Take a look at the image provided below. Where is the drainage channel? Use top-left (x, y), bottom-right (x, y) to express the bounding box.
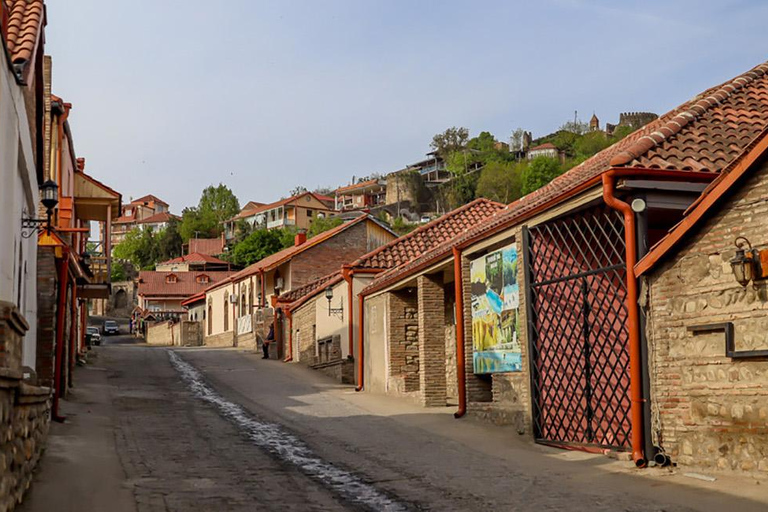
top-left (168, 350), bottom-right (410, 512)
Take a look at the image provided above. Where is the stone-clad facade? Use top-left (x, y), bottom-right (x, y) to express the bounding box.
top-left (644, 159), bottom-right (768, 474)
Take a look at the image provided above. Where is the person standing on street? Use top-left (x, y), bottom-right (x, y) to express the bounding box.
top-left (263, 324), bottom-right (274, 359)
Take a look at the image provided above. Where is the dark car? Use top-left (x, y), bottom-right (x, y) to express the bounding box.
top-left (103, 320), bottom-right (120, 335)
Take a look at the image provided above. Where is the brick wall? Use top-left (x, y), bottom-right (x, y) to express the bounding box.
top-left (293, 302), bottom-right (316, 364)
top-left (35, 248), bottom-right (57, 388)
top-left (645, 159), bottom-right (768, 474)
top-left (418, 274), bottom-right (447, 407)
top-left (290, 222), bottom-right (370, 290)
top-left (387, 289), bottom-right (419, 395)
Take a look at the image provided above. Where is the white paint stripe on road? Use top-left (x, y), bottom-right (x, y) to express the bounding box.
top-left (168, 350), bottom-right (408, 512)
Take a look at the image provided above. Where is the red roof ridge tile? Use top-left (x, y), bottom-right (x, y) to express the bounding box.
top-left (611, 61), bottom-right (768, 167)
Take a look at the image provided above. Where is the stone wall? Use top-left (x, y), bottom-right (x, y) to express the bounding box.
top-left (293, 303), bottom-right (316, 364)
top-left (145, 321), bottom-right (184, 346)
top-left (35, 248), bottom-right (57, 388)
top-left (180, 321), bottom-right (203, 347)
top-left (0, 302), bottom-right (52, 511)
top-left (645, 159), bottom-right (768, 474)
top-left (204, 331), bottom-right (234, 348)
top-left (387, 289), bottom-right (420, 395)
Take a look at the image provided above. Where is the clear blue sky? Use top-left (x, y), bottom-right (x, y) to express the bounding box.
top-left (45, 0), bottom-right (768, 212)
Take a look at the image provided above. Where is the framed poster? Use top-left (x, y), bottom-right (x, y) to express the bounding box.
top-left (470, 243), bottom-right (522, 373)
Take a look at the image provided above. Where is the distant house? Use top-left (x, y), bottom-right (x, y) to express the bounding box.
top-left (156, 252), bottom-right (235, 272)
top-left (112, 194), bottom-right (174, 245)
top-left (526, 142), bottom-right (560, 160)
top-left (223, 192), bottom-right (336, 243)
top-left (184, 236), bottom-right (226, 257)
top-left (137, 270), bottom-right (234, 318)
top-left (335, 179), bottom-right (387, 211)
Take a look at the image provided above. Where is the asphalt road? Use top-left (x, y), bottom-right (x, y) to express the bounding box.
top-left (24, 337), bottom-right (768, 511)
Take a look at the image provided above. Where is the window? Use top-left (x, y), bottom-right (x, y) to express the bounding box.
top-left (165, 273), bottom-right (177, 284)
top-left (223, 296), bottom-right (229, 332)
top-left (207, 300), bottom-right (212, 335)
top-left (196, 274), bottom-right (210, 284)
top-left (317, 336), bottom-right (333, 363)
top-left (307, 209), bottom-right (314, 218)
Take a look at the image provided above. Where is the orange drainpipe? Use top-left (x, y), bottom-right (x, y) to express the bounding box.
top-left (602, 171), bottom-right (646, 468)
top-left (68, 275), bottom-right (77, 387)
top-left (260, 270), bottom-right (266, 307)
top-left (355, 294), bottom-right (365, 392)
top-left (452, 247), bottom-right (467, 418)
top-left (52, 247), bottom-right (70, 423)
top-left (341, 265), bottom-right (354, 357)
top-left (283, 309), bottom-right (293, 362)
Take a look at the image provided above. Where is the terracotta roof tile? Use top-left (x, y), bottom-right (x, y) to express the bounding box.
top-left (4, 0), bottom-right (44, 65)
top-left (136, 211), bottom-right (180, 224)
top-left (160, 252), bottom-right (229, 266)
top-left (363, 59), bottom-right (768, 296)
top-left (131, 194), bottom-right (168, 206)
top-left (188, 238), bottom-right (224, 256)
top-left (529, 142), bottom-right (558, 151)
top-left (225, 192), bottom-right (333, 223)
top-left (138, 271), bottom-right (234, 298)
top-left (335, 179), bottom-right (383, 194)
top-left (279, 271), bottom-right (344, 304)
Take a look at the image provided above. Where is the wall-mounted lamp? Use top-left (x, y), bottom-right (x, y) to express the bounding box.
top-left (325, 286), bottom-right (343, 320)
top-left (21, 180), bottom-right (58, 238)
top-left (730, 236), bottom-right (767, 288)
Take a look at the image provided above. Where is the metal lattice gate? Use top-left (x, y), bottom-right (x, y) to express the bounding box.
top-left (523, 206), bottom-right (632, 450)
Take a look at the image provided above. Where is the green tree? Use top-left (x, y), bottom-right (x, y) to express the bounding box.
top-left (156, 218), bottom-right (183, 261)
top-left (308, 216), bottom-right (344, 238)
top-left (111, 260), bottom-right (127, 282)
top-left (521, 156), bottom-right (562, 195)
top-left (430, 126), bottom-right (469, 158)
top-left (573, 131), bottom-right (611, 160)
top-left (475, 162), bottom-right (523, 204)
top-left (180, 184), bottom-right (240, 241)
top-left (229, 229), bottom-right (284, 267)
top-left (113, 228), bottom-right (159, 270)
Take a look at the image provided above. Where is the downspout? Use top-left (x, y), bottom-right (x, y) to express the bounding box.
top-left (355, 294), bottom-right (365, 392)
top-left (68, 275), bottom-right (77, 387)
top-left (260, 270), bottom-right (266, 307)
top-left (341, 265), bottom-right (354, 358)
top-left (283, 309), bottom-right (293, 362)
top-left (52, 247), bottom-right (70, 423)
top-left (452, 247), bottom-right (467, 418)
top-left (602, 172), bottom-right (646, 468)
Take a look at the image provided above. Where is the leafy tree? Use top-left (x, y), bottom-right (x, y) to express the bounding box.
top-left (156, 218), bottom-right (183, 261)
top-left (308, 216), bottom-right (344, 238)
top-left (560, 120), bottom-right (589, 135)
top-left (391, 217), bottom-right (417, 236)
top-left (521, 156), bottom-right (562, 195)
top-left (289, 185), bottom-right (308, 196)
top-left (475, 162), bottom-right (523, 204)
top-left (466, 131), bottom-right (497, 153)
top-left (229, 229), bottom-right (284, 267)
top-left (611, 125), bottom-right (633, 140)
top-left (430, 126), bottom-right (469, 158)
top-left (113, 228), bottom-right (159, 270)
top-left (180, 184), bottom-right (239, 241)
top-left (573, 131), bottom-right (611, 160)
top-left (509, 128), bottom-right (526, 152)
top-left (111, 261), bottom-right (127, 282)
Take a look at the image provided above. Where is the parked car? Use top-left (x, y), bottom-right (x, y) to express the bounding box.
top-left (103, 320), bottom-right (120, 335)
top-left (86, 326), bottom-right (102, 346)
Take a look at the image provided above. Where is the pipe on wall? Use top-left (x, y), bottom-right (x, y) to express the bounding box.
top-left (602, 172), bottom-right (646, 468)
top-left (52, 247), bottom-right (70, 423)
top-left (355, 294), bottom-right (365, 392)
top-left (452, 247), bottom-right (467, 418)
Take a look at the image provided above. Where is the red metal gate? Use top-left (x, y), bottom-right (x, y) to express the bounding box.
top-left (522, 206), bottom-right (631, 450)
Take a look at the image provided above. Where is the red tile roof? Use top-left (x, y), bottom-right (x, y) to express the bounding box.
top-left (160, 252), bottom-right (229, 266)
top-left (225, 192), bottom-right (333, 223)
top-left (207, 214), bottom-right (377, 291)
top-left (529, 142), bottom-right (558, 151)
top-left (131, 194), bottom-right (168, 206)
top-left (188, 237), bottom-right (225, 256)
top-left (181, 291), bottom-right (206, 307)
top-left (3, 0), bottom-right (44, 65)
top-left (363, 59), bottom-right (768, 296)
top-left (335, 179), bottom-right (383, 194)
top-left (136, 211), bottom-right (180, 224)
top-left (138, 271), bottom-right (234, 298)
top-left (280, 270), bottom-right (344, 306)
top-left (281, 199), bottom-right (504, 307)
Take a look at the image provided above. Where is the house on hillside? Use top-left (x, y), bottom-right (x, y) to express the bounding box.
top-left (184, 236), bottom-right (225, 257)
top-left (526, 142), bottom-right (560, 160)
top-left (350, 59), bottom-right (768, 472)
top-left (204, 214), bottom-right (397, 353)
top-left (334, 179), bottom-right (387, 211)
top-left (277, 199), bottom-right (504, 384)
top-left (111, 194), bottom-right (173, 245)
top-left (223, 192), bottom-right (336, 244)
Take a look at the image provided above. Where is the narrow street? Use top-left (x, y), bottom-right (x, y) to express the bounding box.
top-left (20, 337), bottom-right (768, 512)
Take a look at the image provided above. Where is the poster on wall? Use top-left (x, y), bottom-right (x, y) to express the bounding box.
top-left (470, 244), bottom-right (522, 373)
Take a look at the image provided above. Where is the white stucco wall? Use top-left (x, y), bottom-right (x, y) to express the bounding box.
top-left (0, 46), bottom-right (39, 368)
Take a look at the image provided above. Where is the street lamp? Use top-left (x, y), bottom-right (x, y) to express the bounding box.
top-left (21, 180), bottom-right (59, 238)
top-left (325, 286), bottom-right (343, 319)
